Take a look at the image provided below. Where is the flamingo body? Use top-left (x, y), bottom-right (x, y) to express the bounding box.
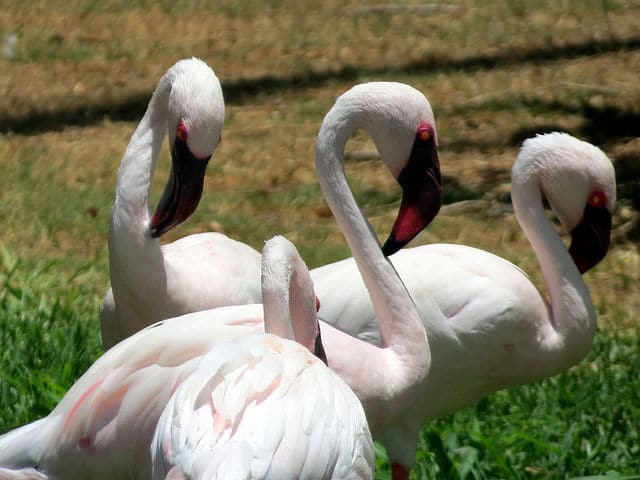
top-left (102, 232), bottom-right (261, 346)
top-left (152, 235), bottom-right (373, 479)
top-left (152, 334), bottom-right (373, 480)
top-left (314, 243), bottom-right (552, 417)
top-left (0, 307), bottom-right (263, 479)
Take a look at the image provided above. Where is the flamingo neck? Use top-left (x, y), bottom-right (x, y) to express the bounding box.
top-left (511, 171), bottom-right (596, 363)
top-left (315, 109), bottom-right (430, 398)
top-left (262, 276), bottom-right (295, 343)
top-left (262, 238), bottom-right (317, 354)
top-left (108, 78), bottom-right (172, 296)
top-left (111, 79), bottom-right (171, 243)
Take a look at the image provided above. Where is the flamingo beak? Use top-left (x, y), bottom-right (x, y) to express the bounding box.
top-left (313, 320), bottom-right (328, 365)
top-left (568, 205), bottom-right (612, 274)
top-left (382, 135), bottom-right (442, 256)
top-left (149, 138), bottom-right (211, 238)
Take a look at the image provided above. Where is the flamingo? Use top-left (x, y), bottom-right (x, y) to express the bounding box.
top-left (312, 131), bottom-right (616, 423)
top-left (305, 81), bottom-right (442, 479)
top-left (101, 57), bottom-right (262, 348)
top-left (151, 235), bottom-right (374, 480)
top-left (0, 81), bottom-right (442, 480)
top-left (0, 234), bottom-right (374, 480)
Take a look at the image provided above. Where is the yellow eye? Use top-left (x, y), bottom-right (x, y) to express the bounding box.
top-left (587, 190), bottom-right (606, 207)
top-left (416, 121), bottom-right (432, 142)
top-left (176, 122), bottom-right (187, 142)
top-left (419, 129), bottom-right (431, 142)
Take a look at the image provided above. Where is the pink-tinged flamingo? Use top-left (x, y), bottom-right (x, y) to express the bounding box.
top-left (151, 236), bottom-right (373, 480)
top-left (101, 57), bottom-right (262, 348)
top-left (312, 131), bottom-right (615, 429)
top-left (0, 234), bottom-right (374, 479)
top-left (0, 81), bottom-right (443, 480)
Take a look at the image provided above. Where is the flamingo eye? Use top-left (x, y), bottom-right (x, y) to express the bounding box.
top-left (587, 190), bottom-right (607, 208)
top-left (176, 122), bottom-right (188, 142)
top-left (416, 121), bottom-right (432, 142)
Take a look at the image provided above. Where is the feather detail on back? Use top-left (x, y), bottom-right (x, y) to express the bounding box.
top-left (152, 334), bottom-right (374, 480)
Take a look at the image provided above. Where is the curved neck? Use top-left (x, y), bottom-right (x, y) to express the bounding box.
top-left (315, 108), bottom-right (430, 386)
top-left (511, 173), bottom-right (596, 360)
top-left (107, 79), bottom-right (172, 293)
top-left (262, 239), bottom-right (317, 354)
top-left (111, 79), bottom-right (171, 242)
top-left (262, 275), bottom-right (295, 341)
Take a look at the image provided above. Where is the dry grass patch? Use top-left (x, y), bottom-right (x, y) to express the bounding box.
top-left (2, 70), bottom-right (638, 314)
top-left (2, 1), bottom-right (640, 123)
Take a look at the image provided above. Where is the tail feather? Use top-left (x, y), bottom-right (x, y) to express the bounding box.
top-left (0, 418), bottom-right (48, 469)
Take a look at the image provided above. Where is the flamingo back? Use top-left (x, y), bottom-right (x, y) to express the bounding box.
top-left (151, 334), bottom-right (374, 480)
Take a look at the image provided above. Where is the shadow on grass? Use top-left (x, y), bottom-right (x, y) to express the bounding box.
top-left (2, 35), bottom-right (640, 137)
top-left (507, 103), bottom-right (640, 146)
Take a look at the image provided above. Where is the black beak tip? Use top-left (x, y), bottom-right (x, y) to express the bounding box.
top-left (568, 207), bottom-right (612, 274)
top-left (149, 225), bottom-right (163, 239)
top-left (381, 235), bottom-right (404, 256)
top-left (314, 324), bottom-right (328, 365)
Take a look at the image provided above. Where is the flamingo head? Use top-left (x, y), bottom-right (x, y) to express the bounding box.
top-left (343, 82), bottom-right (441, 255)
top-left (519, 132), bottom-right (616, 273)
top-left (150, 58), bottom-right (225, 238)
top-left (261, 236), bottom-right (326, 362)
top-left (382, 118), bottom-right (442, 255)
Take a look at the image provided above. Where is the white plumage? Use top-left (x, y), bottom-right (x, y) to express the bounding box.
top-left (0, 306), bottom-right (263, 479)
top-left (151, 235), bottom-right (374, 480)
top-left (151, 335), bottom-right (373, 480)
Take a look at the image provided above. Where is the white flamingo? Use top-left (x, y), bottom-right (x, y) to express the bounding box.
top-left (313, 131), bottom-right (616, 423)
top-left (151, 235), bottom-right (373, 480)
top-left (308, 82), bottom-right (442, 479)
top-left (0, 81), bottom-right (441, 480)
top-left (101, 57), bottom-right (262, 348)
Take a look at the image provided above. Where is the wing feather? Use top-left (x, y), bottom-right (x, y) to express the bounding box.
top-left (29, 305), bottom-right (263, 479)
top-left (152, 334), bottom-right (373, 479)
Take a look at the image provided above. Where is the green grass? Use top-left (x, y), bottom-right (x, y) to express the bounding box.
top-left (413, 329), bottom-right (640, 479)
top-left (0, 251), bottom-right (102, 430)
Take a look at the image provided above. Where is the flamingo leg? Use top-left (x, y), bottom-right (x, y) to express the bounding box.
top-left (392, 461), bottom-right (411, 480)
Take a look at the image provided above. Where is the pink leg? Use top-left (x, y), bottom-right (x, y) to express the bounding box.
top-left (391, 462), bottom-right (410, 480)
